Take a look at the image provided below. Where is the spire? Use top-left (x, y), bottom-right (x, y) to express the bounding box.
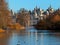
top-left (47, 5), bottom-right (54, 13)
top-left (48, 4), bottom-right (52, 9)
top-left (35, 5), bottom-right (38, 10)
top-left (58, 8), bottom-right (60, 10)
top-left (11, 9), bottom-right (14, 15)
top-left (50, 4), bottom-right (52, 8)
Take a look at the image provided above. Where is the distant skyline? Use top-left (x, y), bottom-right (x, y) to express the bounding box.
top-left (8, 0), bottom-right (60, 12)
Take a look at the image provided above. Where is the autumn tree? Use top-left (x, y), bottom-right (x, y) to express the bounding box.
top-left (16, 8), bottom-right (31, 27)
top-left (0, 0), bottom-right (12, 29)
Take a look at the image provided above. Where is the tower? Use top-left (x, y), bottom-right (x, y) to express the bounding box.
top-left (47, 5), bottom-right (54, 13)
top-left (34, 6), bottom-right (38, 18)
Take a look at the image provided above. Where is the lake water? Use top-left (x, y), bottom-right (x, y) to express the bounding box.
top-left (0, 28), bottom-right (60, 45)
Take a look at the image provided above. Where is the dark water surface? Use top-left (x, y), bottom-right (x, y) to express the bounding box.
top-left (0, 28), bottom-right (60, 45)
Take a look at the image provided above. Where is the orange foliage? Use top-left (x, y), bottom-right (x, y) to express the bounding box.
top-left (51, 15), bottom-right (60, 23)
top-left (7, 23), bottom-right (25, 30)
top-left (15, 23), bottom-right (25, 30)
top-left (0, 29), bottom-right (5, 33)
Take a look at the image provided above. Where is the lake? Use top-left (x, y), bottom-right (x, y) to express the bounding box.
top-left (0, 27), bottom-right (60, 45)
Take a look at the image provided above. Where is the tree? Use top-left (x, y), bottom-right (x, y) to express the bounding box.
top-left (0, 0), bottom-right (12, 29)
top-left (16, 8), bottom-right (31, 27)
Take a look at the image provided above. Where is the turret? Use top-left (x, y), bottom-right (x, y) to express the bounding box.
top-left (34, 6), bottom-right (38, 18)
top-left (47, 5), bottom-right (54, 13)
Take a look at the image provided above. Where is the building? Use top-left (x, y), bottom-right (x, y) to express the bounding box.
top-left (47, 5), bottom-right (54, 14)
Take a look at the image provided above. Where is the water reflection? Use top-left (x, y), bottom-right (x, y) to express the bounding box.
top-left (0, 29), bottom-right (60, 45)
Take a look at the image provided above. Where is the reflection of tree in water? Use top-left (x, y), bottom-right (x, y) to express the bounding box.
top-left (15, 30), bottom-right (27, 36)
top-left (0, 32), bottom-right (11, 45)
top-left (0, 30), bottom-right (18, 45)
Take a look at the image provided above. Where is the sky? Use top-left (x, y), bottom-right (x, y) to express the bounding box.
top-left (8, 0), bottom-right (60, 12)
